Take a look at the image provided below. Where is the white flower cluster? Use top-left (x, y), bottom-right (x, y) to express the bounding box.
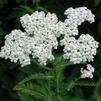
top-left (0, 11), bottom-right (67, 66)
top-left (0, 29), bottom-right (58, 66)
top-left (0, 30), bottom-right (32, 67)
top-left (0, 7), bottom-right (99, 69)
top-left (64, 7), bottom-right (95, 36)
top-left (20, 11), bottom-right (68, 37)
top-left (81, 64), bottom-right (95, 79)
top-left (61, 7), bottom-right (99, 65)
top-left (60, 34), bottom-right (99, 64)
top-left (20, 11), bottom-right (65, 65)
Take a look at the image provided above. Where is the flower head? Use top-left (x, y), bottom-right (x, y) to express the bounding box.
top-left (61, 34), bottom-right (99, 64)
top-left (64, 7), bottom-right (95, 36)
top-left (1, 11), bottom-right (66, 66)
top-left (0, 30), bottom-right (31, 67)
top-left (0, 7), bottom-right (99, 68)
top-left (81, 64), bottom-right (95, 79)
top-left (20, 11), bottom-right (67, 37)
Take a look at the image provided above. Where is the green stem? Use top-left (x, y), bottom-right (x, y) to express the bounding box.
top-left (55, 66), bottom-right (59, 97)
top-left (46, 77), bottom-right (52, 101)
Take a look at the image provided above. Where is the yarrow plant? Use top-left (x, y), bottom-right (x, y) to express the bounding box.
top-left (0, 6), bottom-right (99, 101)
top-left (0, 7), bottom-right (99, 77)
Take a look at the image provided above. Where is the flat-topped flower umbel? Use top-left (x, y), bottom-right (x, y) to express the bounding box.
top-left (0, 7), bottom-right (99, 78)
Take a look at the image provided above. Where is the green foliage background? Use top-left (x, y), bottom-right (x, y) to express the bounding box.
top-left (0, 0), bottom-right (101, 101)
